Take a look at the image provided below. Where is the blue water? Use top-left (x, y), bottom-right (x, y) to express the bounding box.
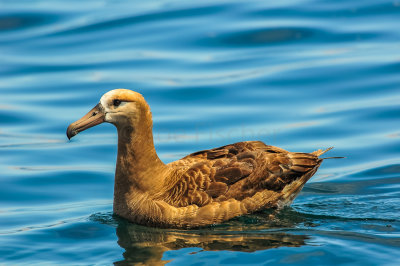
top-left (1, 0), bottom-right (400, 264)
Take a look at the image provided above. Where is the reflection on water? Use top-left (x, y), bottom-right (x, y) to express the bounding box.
top-left (91, 212), bottom-right (308, 265)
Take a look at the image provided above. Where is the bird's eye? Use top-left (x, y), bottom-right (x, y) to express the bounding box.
top-left (113, 99), bottom-right (121, 107)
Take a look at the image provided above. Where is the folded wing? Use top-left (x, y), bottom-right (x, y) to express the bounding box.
top-left (162, 141), bottom-right (322, 209)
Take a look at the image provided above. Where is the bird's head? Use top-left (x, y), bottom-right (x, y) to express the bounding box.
top-left (66, 89), bottom-right (148, 139)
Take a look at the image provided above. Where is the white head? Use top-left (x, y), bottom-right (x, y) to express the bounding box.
top-left (67, 89), bottom-right (149, 139)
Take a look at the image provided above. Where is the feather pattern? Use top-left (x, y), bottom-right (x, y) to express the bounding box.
top-left (141, 141), bottom-right (328, 228)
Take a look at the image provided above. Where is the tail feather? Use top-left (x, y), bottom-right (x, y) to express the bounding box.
top-left (312, 147), bottom-right (334, 157)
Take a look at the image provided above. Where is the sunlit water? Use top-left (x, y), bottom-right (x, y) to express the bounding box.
top-left (1, 0), bottom-right (400, 265)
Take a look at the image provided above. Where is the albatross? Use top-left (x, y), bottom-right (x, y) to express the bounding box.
top-left (67, 89), bottom-right (333, 228)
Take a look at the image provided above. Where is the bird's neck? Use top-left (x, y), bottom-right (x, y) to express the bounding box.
top-left (113, 111), bottom-right (166, 215)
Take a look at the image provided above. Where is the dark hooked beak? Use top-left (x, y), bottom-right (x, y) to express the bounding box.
top-left (66, 103), bottom-right (105, 140)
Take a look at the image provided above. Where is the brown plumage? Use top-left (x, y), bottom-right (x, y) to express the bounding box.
top-left (67, 89), bottom-right (333, 229)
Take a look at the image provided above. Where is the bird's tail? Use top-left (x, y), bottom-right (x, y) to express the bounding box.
top-left (312, 147), bottom-right (345, 159)
top-left (312, 147), bottom-right (333, 157)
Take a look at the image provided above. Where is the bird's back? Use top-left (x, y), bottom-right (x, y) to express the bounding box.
top-left (161, 141), bottom-right (323, 210)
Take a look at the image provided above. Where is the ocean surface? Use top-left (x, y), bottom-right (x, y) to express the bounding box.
top-left (1, 0), bottom-right (400, 265)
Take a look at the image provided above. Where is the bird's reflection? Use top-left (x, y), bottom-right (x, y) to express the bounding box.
top-left (92, 209), bottom-right (309, 265)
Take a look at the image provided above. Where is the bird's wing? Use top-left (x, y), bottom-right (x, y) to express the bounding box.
top-left (161, 141), bottom-right (322, 208)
